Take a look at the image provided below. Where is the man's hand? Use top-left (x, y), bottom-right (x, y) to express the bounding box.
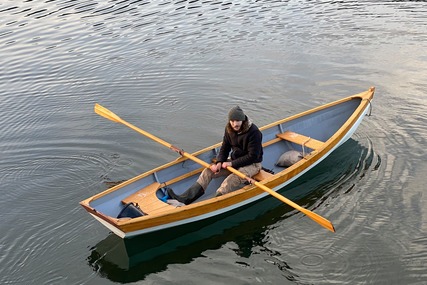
top-left (221, 162), bottom-right (232, 169)
top-left (210, 162), bottom-right (222, 173)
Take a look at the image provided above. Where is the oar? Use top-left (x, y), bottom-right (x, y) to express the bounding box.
top-left (226, 168), bottom-right (335, 233)
top-left (94, 103), bottom-right (336, 233)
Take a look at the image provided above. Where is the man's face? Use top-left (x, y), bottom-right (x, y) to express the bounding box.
top-left (230, 120), bottom-right (243, 132)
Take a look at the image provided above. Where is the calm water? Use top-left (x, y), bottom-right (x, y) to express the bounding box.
top-left (1, 0), bottom-right (426, 284)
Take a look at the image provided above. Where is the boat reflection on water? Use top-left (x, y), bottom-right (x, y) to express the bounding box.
top-left (86, 191), bottom-right (289, 282)
top-left (86, 139), bottom-right (374, 282)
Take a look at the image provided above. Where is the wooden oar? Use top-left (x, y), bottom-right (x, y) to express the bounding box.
top-left (94, 103), bottom-right (336, 233)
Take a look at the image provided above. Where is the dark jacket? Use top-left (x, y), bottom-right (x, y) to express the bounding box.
top-left (216, 118), bottom-right (263, 169)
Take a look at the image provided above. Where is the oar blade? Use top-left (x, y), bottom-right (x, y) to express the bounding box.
top-left (301, 208), bottom-right (336, 233)
top-left (230, 167), bottom-right (336, 233)
top-left (94, 103), bottom-right (122, 123)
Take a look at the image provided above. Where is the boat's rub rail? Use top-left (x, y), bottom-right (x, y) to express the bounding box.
top-left (277, 131), bottom-right (324, 150)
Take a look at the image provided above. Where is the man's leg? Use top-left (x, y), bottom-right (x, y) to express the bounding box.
top-left (168, 167), bottom-right (229, 204)
top-left (216, 163), bottom-right (262, 195)
top-left (196, 167), bottom-right (229, 190)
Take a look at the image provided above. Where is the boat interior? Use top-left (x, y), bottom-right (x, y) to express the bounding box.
top-left (89, 98), bottom-right (361, 219)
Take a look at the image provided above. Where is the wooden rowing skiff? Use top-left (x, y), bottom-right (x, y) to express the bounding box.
top-left (80, 87), bottom-right (375, 238)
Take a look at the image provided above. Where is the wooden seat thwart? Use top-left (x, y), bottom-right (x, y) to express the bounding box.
top-left (253, 169), bottom-right (274, 181)
top-left (277, 131), bottom-right (324, 150)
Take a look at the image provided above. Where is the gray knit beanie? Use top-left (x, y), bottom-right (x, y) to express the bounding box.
top-left (228, 106), bottom-right (246, 121)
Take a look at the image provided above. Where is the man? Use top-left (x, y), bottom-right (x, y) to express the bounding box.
top-left (167, 105), bottom-right (263, 204)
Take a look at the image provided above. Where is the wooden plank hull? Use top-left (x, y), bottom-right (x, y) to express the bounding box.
top-left (80, 87), bottom-right (375, 238)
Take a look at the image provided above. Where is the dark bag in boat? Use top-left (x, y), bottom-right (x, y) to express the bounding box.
top-left (117, 202), bottom-right (146, 219)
